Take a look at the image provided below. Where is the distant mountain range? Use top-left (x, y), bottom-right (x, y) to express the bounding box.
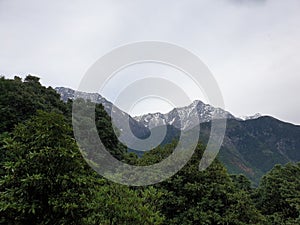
top-left (55, 87), bottom-right (300, 185)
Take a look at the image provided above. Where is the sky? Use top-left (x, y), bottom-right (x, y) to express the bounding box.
top-left (1, 0), bottom-right (300, 124)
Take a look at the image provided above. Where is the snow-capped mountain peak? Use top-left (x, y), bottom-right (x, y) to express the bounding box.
top-left (134, 100), bottom-right (236, 130)
top-left (240, 113), bottom-right (262, 121)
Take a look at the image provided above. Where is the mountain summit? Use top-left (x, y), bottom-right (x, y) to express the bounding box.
top-left (134, 100), bottom-right (236, 130)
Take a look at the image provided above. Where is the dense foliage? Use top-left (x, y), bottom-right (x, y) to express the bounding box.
top-left (0, 75), bottom-right (299, 224)
top-left (254, 163), bottom-right (300, 224)
top-left (0, 76), bottom-right (67, 133)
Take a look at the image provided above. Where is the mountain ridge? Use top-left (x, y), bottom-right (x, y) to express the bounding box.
top-left (55, 87), bottom-right (300, 185)
top-left (55, 87), bottom-right (151, 143)
top-left (134, 99), bottom-right (236, 130)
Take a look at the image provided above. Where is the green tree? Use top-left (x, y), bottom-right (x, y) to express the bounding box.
top-left (139, 143), bottom-right (265, 225)
top-left (231, 174), bottom-right (252, 192)
top-left (0, 75), bottom-right (67, 133)
top-left (0, 111), bottom-right (98, 224)
top-left (0, 111), bottom-right (165, 224)
top-left (255, 163), bottom-right (300, 225)
top-left (72, 98), bottom-right (127, 161)
top-left (85, 184), bottom-right (164, 225)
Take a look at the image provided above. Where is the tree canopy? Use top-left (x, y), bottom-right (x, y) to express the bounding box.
top-left (0, 75), bottom-right (299, 224)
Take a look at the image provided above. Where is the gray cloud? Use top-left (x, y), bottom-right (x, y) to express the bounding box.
top-left (228, 0), bottom-right (267, 5)
top-left (0, 0), bottom-right (300, 124)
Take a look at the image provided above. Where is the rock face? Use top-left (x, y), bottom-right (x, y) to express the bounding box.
top-left (134, 100), bottom-right (236, 130)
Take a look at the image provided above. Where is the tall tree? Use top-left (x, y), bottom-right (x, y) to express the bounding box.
top-left (139, 143), bottom-right (265, 225)
top-left (254, 163), bottom-right (300, 225)
top-left (0, 111), bottom-right (98, 224)
top-left (0, 75), bottom-right (67, 133)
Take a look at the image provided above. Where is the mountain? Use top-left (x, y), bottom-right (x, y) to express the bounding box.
top-left (134, 100), bottom-right (236, 130)
top-left (206, 117), bottom-right (300, 184)
top-left (133, 101), bottom-right (299, 185)
top-left (55, 87), bottom-right (151, 144)
top-left (55, 87), bottom-right (300, 185)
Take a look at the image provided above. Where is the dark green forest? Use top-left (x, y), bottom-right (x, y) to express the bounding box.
top-left (0, 76), bottom-right (299, 224)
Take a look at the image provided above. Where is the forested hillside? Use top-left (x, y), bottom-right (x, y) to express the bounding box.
top-left (0, 75), bottom-right (299, 224)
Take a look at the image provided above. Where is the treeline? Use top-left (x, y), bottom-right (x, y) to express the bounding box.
top-left (0, 76), bottom-right (299, 224)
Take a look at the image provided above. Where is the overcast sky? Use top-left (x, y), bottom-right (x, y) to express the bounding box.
top-left (1, 0), bottom-right (300, 124)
